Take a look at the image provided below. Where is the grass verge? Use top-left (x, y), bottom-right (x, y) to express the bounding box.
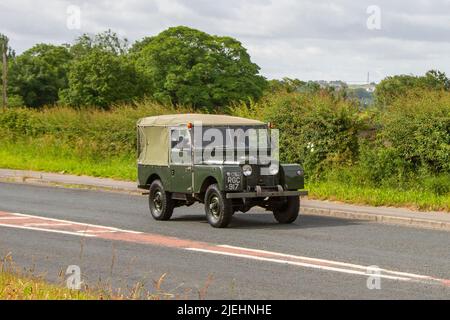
top-left (0, 140), bottom-right (136, 181)
top-left (307, 180), bottom-right (450, 212)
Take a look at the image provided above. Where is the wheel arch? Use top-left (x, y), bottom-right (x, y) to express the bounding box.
top-left (198, 176), bottom-right (218, 201)
top-left (146, 173), bottom-right (162, 189)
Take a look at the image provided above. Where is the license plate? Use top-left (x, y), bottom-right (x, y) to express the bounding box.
top-left (226, 172), bottom-right (241, 191)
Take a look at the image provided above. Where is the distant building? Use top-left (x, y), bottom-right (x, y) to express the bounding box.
top-left (316, 80), bottom-right (348, 90)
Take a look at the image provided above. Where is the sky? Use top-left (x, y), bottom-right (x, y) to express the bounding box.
top-left (1, 0), bottom-right (449, 83)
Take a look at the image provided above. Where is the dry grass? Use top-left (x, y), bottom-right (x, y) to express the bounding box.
top-left (0, 253), bottom-right (212, 300)
top-left (0, 253), bottom-right (95, 300)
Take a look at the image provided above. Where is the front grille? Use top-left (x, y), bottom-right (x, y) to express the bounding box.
top-left (243, 165), bottom-right (276, 190)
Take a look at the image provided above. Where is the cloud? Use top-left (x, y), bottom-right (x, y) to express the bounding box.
top-left (0, 0), bottom-right (449, 82)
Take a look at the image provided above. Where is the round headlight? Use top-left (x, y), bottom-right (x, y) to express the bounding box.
top-left (242, 165), bottom-right (252, 177)
top-left (269, 166), bottom-right (279, 175)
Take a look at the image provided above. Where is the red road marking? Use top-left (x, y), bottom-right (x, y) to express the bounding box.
top-left (1, 210), bottom-right (449, 287)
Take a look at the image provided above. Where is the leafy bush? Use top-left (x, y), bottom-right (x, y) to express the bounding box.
top-left (375, 70), bottom-right (450, 107)
top-left (357, 143), bottom-right (414, 187)
top-left (379, 90), bottom-right (450, 174)
top-left (7, 95), bottom-right (25, 108)
top-left (422, 175), bottom-right (450, 196)
top-left (0, 101), bottom-right (194, 158)
top-left (0, 108), bottom-right (41, 137)
top-left (231, 91), bottom-right (361, 177)
top-left (347, 90), bottom-right (450, 195)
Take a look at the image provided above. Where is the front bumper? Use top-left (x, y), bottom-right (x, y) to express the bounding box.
top-left (226, 190), bottom-right (308, 199)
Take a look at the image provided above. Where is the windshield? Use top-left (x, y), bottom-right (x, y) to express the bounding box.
top-left (192, 126), bottom-right (272, 165)
top-left (195, 126), bottom-right (269, 149)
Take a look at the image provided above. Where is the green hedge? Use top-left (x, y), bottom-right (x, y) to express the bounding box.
top-left (0, 101), bottom-right (194, 159)
top-left (231, 89), bottom-right (450, 197)
top-left (231, 92), bottom-right (361, 178)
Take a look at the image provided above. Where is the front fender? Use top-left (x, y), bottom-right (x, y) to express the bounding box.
top-left (193, 165), bottom-right (243, 193)
top-left (280, 164), bottom-right (304, 190)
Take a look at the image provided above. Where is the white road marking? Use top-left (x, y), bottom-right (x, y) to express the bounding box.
top-left (25, 223), bottom-right (72, 227)
top-left (186, 248), bottom-right (412, 281)
top-left (76, 229), bottom-right (118, 233)
top-left (1, 211), bottom-right (448, 287)
top-left (218, 245), bottom-right (433, 280)
top-left (8, 212), bottom-right (143, 234)
top-left (0, 223), bottom-right (97, 237)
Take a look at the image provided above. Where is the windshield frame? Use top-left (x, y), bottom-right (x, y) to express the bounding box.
top-left (192, 125), bottom-right (273, 165)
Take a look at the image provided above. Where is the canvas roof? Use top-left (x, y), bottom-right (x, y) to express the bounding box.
top-left (137, 113), bottom-right (264, 127)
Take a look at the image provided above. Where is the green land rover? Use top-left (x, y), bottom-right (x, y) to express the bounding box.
top-left (137, 114), bottom-right (307, 228)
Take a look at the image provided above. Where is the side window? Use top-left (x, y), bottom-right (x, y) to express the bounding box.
top-left (170, 128), bottom-right (192, 165)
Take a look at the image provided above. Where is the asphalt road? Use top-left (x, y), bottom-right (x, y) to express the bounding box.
top-left (0, 182), bottom-right (449, 299)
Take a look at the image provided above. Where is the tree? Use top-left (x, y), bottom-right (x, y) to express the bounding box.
top-left (423, 70), bottom-right (450, 91)
top-left (266, 78), bottom-right (306, 93)
top-left (0, 34), bottom-right (15, 110)
top-left (375, 70), bottom-right (450, 107)
top-left (0, 34), bottom-right (15, 59)
top-left (133, 26), bottom-right (267, 108)
top-left (265, 78), bottom-right (324, 95)
top-left (59, 30), bottom-right (142, 108)
top-left (7, 44), bottom-right (71, 108)
top-left (1, 35), bottom-right (8, 110)
top-left (70, 29), bottom-right (129, 58)
top-left (59, 49), bottom-right (141, 108)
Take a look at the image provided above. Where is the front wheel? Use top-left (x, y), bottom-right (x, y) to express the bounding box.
top-left (204, 184), bottom-right (233, 228)
top-left (272, 196), bottom-right (299, 224)
top-left (149, 180), bottom-right (174, 221)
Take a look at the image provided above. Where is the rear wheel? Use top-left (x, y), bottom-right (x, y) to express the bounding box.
top-left (204, 184), bottom-right (233, 228)
top-left (149, 180), bottom-right (174, 221)
top-left (273, 196), bottom-right (299, 224)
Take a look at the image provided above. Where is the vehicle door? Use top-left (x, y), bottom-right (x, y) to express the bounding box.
top-left (169, 127), bottom-right (193, 193)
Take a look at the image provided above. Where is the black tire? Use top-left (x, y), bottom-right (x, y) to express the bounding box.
top-left (149, 180), bottom-right (174, 221)
top-left (204, 184), bottom-right (233, 228)
top-left (273, 196), bottom-right (299, 224)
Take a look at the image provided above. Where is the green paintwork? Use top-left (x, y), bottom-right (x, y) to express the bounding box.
top-left (139, 163), bottom-right (239, 192)
top-left (137, 119), bottom-right (305, 196)
top-left (138, 162), bottom-right (304, 194)
top-left (138, 165), bottom-right (171, 190)
top-left (170, 164), bottom-right (192, 193)
top-left (193, 165), bottom-right (243, 192)
top-left (280, 164), bottom-right (304, 190)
